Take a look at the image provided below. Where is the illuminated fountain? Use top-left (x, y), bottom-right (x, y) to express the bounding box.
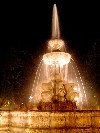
top-left (30, 4), bottom-right (87, 110)
top-left (0, 4), bottom-right (100, 133)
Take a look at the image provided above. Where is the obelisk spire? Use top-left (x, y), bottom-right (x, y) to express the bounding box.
top-left (52, 4), bottom-right (60, 39)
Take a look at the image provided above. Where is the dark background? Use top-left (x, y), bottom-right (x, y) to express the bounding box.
top-left (0, 0), bottom-right (100, 105)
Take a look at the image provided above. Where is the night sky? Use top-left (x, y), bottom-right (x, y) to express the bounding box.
top-left (0, 1), bottom-right (100, 104)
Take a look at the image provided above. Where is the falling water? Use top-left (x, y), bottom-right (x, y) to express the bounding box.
top-left (30, 4), bottom-right (88, 109)
top-left (0, 4), bottom-right (99, 133)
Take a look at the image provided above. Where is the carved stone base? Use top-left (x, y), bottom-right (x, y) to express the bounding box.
top-left (37, 101), bottom-right (77, 111)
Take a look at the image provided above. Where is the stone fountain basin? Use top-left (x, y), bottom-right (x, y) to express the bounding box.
top-left (0, 110), bottom-right (100, 129)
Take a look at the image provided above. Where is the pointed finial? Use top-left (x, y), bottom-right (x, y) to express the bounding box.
top-left (52, 4), bottom-right (60, 39)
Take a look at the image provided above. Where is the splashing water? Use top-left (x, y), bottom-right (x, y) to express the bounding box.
top-left (30, 4), bottom-right (88, 109)
top-left (68, 58), bottom-right (88, 108)
top-left (30, 57), bottom-right (88, 109)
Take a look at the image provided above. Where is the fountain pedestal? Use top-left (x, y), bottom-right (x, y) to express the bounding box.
top-left (37, 101), bottom-right (77, 111)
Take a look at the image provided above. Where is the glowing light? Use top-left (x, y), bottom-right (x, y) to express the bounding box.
top-left (73, 87), bottom-right (78, 91)
top-left (0, 112), bottom-right (9, 127)
top-left (43, 52), bottom-right (71, 66)
top-left (48, 39), bottom-right (64, 51)
top-left (29, 96), bottom-right (33, 100)
top-left (84, 90), bottom-right (85, 93)
top-left (74, 96), bottom-right (79, 102)
top-left (30, 4), bottom-right (88, 109)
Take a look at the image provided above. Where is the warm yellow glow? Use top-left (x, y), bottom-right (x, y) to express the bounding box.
top-left (0, 111), bottom-right (100, 130)
top-left (73, 87), bottom-right (78, 91)
top-left (74, 96), bottom-right (79, 102)
top-left (43, 52), bottom-right (71, 66)
top-left (48, 39), bottom-right (64, 51)
top-left (0, 112), bottom-right (9, 126)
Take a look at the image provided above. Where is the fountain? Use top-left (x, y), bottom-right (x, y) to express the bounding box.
top-left (52, 4), bottom-right (60, 39)
top-left (30, 4), bottom-right (86, 110)
top-left (0, 4), bottom-right (100, 133)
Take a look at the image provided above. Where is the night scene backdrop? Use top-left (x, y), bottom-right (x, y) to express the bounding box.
top-left (0, 0), bottom-right (100, 106)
